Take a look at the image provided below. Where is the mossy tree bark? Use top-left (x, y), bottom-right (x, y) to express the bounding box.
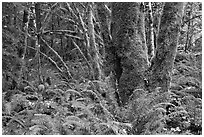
top-left (95, 2), bottom-right (113, 76)
top-left (147, 2), bottom-right (155, 61)
top-left (111, 2), bottom-right (149, 105)
top-left (88, 3), bottom-right (102, 80)
top-left (146, 2), bottom-right (185, 92)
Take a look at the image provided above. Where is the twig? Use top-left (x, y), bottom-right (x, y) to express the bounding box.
top-left (64, 34), bottom-right (83, 40)
top-left (43, 29), bottom-right (77, 35)
top-left (184, 15), bottom-right (202, 24)
top-left (42, 30), bottom-right (83, 40)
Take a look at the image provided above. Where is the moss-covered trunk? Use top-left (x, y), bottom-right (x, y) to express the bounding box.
top-left (88, 3), bottom-right (102, 80)
top-left (146, 2), bottom-right (185, 92)
top-left (146, 2), bottom-right (155, 61)
top-left (111, 2), bottom-right (149, 105)
top-left (95, 2), bottom-right (113, 76)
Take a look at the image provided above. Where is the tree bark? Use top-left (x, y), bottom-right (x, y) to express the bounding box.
top-left (146, 2), bottom-right (185, 92)
top-left (147, 2), bottom-right (155, 61)
top-left (111, 2), bottom-right (149, 105)
top-left (88, 3), bottom-right (102, 80)
top-left (95, 2), bottom-right (111, 49)
top-left (95, 2), bottom-right (112, 76)
top-left (35, 3), bottom-right (42, 83)
top-left (185, 3), bottom-right (192, 52)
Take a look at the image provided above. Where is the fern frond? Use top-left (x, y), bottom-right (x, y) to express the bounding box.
top-left (99, 121), bottom-right (129, 135)
top-left (31, 114), bottom-right (59, 134)
top-left (65, 89), bottom-right (82, 96)
top-left (8, 117), bottom-right (25, 128)
top-left (81, 89), bottom-right (100, 101)
top-left (152, 102), bottom-right (176, 110)
top-left (71, 100), bottom-right (86, 109)
top-left (28, 125), bottom-right (48, 135)
top-left (63, 115), bottom-right (90, 134)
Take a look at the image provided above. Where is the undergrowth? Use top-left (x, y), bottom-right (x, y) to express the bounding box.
top-left (2, 47), bottom-right (202, 135)
top-left (2, 64), bottom-right (202, 135)
top-left (2, 2), bottom-right (202, 135)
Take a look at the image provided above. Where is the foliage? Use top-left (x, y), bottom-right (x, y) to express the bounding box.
top-left (2, 73), bottom-right (131, 135)
top-left (2, 2), bottom-right (202, 135)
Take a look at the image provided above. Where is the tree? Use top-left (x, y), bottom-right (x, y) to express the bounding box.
top-left (95, 2), bottom-right (113, 77)
top-left (183, 2), bottom-right (202, 52)
top-left (2, 2), bottom-right (202, 135)
top-left (111, 2), bottom-right (149, 105)
top-left (146, 2), bottom-right (186, 92)
top-left (87, 3), bottom-right (102, 80)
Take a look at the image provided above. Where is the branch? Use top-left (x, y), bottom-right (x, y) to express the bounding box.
top-left (184, 15), bottom-right (202, 24)
top-left (43, 30), bottom-right (77, 35)
top-left (71, 39), bottom-right (92, 70)
top-left (27, 46), bottom-right (63, 73)
top-left (40, 36), bottom-right (73, 79)
top-left (42, 30), bottom-right (83, 40)
top-left (191, 35), bottom-right (202, 45)
top-left (40, 3), bottom-right (58, 32)
top-left (64, 34), bottom-right (83, 40)
top-left (72, 3), bottom-right (92, 62)
top-left (73, 3), bottom-right (88, 29)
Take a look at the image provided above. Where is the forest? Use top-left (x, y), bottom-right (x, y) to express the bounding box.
top-left (2, 2), bottom-right (202, 135)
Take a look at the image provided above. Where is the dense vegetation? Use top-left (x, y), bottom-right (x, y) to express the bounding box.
top-left (2, 2), bottom-right (202, 135)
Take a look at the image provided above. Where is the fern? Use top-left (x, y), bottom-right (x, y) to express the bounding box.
top-left (66, 89), bottom-right (81, 96)
top-left (30, 114), bottom-right (60, 135)
top-left (127, 87), bottom-right (199, 135)
top-left (28, 125), bottom-right (48, 135)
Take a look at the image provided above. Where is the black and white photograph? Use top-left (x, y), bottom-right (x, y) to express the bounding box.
top-left (1, 1), bottom-right (202, 135)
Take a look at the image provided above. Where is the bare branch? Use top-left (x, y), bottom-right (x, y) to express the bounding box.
top-left (42, 30), bottom-right (84, 40)
top-left (184, 15), bottom-right (202, 24)
top-left (71, 39), bottom-right (92, 71)
top-left (27, 46), bottom-right (63, 73)
top-left (40, 3), bottom-right (58, 32)
top-left (40, 36), bottom-right (73, 79)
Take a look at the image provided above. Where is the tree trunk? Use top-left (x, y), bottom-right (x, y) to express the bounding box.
top-left (185, 4), bottom-right (192, 52)
top-left (34, 2), bottom-right (43, 84)
top-left (146, 2), bottom-right (185, 92)
top-left (88, 3), bottom-right (102, 80)
top-left (95, 2), bottom-right (111, 50)
top-left (152, 3), bottom-right (164, 53)
top-left (147, 2), bottom-right (155, 61)
top-left (111, 2), bottom-right (149, 105)
top-left (95, 2), bottom-right (112, 76)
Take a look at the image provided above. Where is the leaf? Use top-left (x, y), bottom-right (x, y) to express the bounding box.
top-left (81, 90), bottom-right (100, 101)
top-left (112, 121), bottom-right (132, 129)
top-left (99, 122), bottom-right (127, 135)
top-left (65, 115), bottom-right (81, 121)
top-left (87, 103), bottom-right (95, 109)
top-left (29, 125), bottom-right (48, 135)
top-left (152, 102), bottom-right (175, 110)
top-left (65, 89), bottom-right (81, 96)
top-left (76, 97), bottom-right (87, 102)
top-left (71, 100), bottom-right (86, 109)
top-left (32, 114), bottom-right (54, 127)
top-left (4, 102), bottom-right (12, 115)
top-left (63, 116), bottom-right (86, 129)
top-left (9, 117), bottom-right (25, 128)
